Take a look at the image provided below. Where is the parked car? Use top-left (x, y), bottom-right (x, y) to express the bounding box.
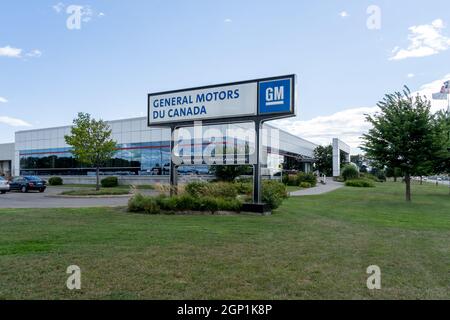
top-left (9, 176), bottom-right (47, 193)
top-left (0, 176), bottom-right (10, 194)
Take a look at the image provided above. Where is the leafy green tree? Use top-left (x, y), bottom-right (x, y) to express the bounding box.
top-left (313, 144), bottom-right (348, 176)
top-left (362, 87), bottom-right (439, 201)
top-left (210, 165), bottom-right (252, 182)
top-left (385, 166), bottom-right (402, 182)
top-left (432, 110), bottom-right (450, 193)
top-left (314, 145), bottom-right (333, 176)
top-left (351, 154), bottom-right (370, 173)
top-left (65, 113), bottom-right (117, 190)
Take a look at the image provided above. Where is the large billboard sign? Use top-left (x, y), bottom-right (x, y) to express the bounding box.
top-left (148, 75), bottom-right (295, 126)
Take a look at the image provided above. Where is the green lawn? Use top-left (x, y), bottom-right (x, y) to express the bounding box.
top-left (60, 189), bottom-right (130, 196)
top-left (286, 185), bottom-right (302, 192)
top-left (0, 182), bottom-right (448, 299)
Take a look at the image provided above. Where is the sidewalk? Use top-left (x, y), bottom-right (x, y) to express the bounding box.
top-left (290, 179), bottom-right (344, 196)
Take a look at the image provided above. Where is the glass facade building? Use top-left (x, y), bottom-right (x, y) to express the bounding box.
top-left (19, 142), bottom-right (172, 176)
top-left (10, 117), bottom-right (318, 177)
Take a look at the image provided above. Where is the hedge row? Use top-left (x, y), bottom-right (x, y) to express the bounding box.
top-left (47, 176), bottom-right (120, 187)
top-left (185, 181), bottom-right (238, 199)
top-left (345, 179), bottom-right (375, 188)
top-left (128, 180), bottom-right (289, 214)
top-left (128, 193), bottom-right (242, 214)
top-left (283, 172), bottom-right (317, 187)
top-left (48, 177), bottom-right (63, 186)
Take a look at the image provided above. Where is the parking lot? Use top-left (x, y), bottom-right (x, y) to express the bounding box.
top-left (0, 186), bottom-right (151, 209)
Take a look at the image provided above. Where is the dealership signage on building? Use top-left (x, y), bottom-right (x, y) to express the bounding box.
top-left (148, 75), bottom-right (295, 125)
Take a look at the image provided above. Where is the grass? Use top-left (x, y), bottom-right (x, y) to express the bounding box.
top-left (286, 186), bottom-right (303, 192)
top-left (60, 189), bottom-right (130, 196)
top-left (0, 181), bottom-right (448, 299)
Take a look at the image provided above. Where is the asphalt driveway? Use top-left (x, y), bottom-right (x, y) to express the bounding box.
top-left (0, 187), bottom-right (155, 209)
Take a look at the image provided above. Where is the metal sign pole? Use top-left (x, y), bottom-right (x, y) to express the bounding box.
top-left (253, 120), bottom-right (262, 203)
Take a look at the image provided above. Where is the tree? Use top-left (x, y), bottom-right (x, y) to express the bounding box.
top-left (351, 154), bottom-right (369, 172)
top-left (210, 165), bottom-right (252, 182)
top-left (385, 166), bottom-right (402, 182)
top-left (432, 111), bottom-right (450, 171)
top-left (313, 144), bottom-right (348, 176)
top-left (432, 110), bottom-right (450, 193)
top-left (65, 113), bottom-right (117, 190)
top-left (362, 87), bottom-right (438, 201)
top-left (314, 145), bottom-right (333, 176)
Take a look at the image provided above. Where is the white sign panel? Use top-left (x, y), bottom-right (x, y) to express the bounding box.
top-left (148, 83), bottom-right (257, 125)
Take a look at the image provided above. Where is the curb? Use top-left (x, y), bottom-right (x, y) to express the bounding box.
top-left (46, 194), bottom-right (132, 199)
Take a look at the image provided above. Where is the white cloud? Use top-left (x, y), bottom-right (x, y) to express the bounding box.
top-left (339, 11), bottom-right (349, 18)
top-left (407, 73), bottom-right (415, 78)
top-left (271, 74), bottom-right (450, 153)
top-left (0, 116), bottom-right (32, 127)
top-left (0, 46), bottom-right (22, 58)
top-left (98, 12), bottom-right (105, 17)
top-left (0, 97), bottom-right (7, 103)
top-left (224, 18), bottom-right (232, 23)
top-left (52, 2), bottom-right (64, 13)
top-left (26, 49), bottom-right (42, 58)
top-left (0, 46), bottom-right (42, 59)
top-left (81, 6), bottom-right (94, 23)
top-left (390, 19), bottom-right (450, 60)
top-left (273, 107), bottom-right (376, 153)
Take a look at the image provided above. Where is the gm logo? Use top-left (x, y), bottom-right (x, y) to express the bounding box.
top-left (259, 78), bottom-right (292, 115)
top-left (266, 86), bottom-right (284, 106)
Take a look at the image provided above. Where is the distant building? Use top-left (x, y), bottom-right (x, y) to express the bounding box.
top-left (0, 117), bottom-right (318, 181)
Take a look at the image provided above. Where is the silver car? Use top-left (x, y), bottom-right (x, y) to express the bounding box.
top-left (0, 176), bottom-right (10, 194)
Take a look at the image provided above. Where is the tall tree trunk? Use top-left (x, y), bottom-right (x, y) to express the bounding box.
top-left (420, 176), bottom-right (423, 185)
top-left (96, 166), bottom-right (100, 191)
top-left (394, 176), bottom-right (397, 182)
top-left (405, 172), bottom-right (411, 202)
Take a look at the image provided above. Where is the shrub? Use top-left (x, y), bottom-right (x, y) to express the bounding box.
top-left (48, 177), bottom-right (63, 186)
top-left (233, 181), bottom-right (252, 195)
top-left (175, 194), bottom-right (201, 211)
top-left (141, 198), bottom-right (160, 214)
top-left (345, 179), bottom-right (375, 188)
top-left (185, 181), bottom-right (238, 199)
top-left (101, 176), bottom-right (118, 188)
top-left (155, 195), bottom-right (178, 212)
top-left (342, 165), bottom-right (359, 181)
top-left (299, 182), bottom-right (312, 188)
top-left (236, 177), bottom-right (252, 183)
top-left (201, 197), bottom-right (219, 213)
top-left (128, 194), bottom-right (160, 214)
top-left (285, 174), bottom-right (299, 186)
top-left (297, 172), bottom-right (317, 187)
top-left (262, 180), bottom-right (288, 209)
top-left (131, 193), bottom-right (243, 214)
top-left (210, 165), bottom-right (252, 182)
top-left (360, 173), bottom-right (377, 181)
top-left (215, 197), bottom-right (242, 212)
top-left (376, 171), bottom-right (387, 182)
top-left (185, 181), bottom-right (207, 198)
top-left (208, 182), bottom-right (238, 199)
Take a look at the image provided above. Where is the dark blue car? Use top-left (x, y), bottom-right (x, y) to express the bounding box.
top-left (9, 176), bottom-right (47, 193)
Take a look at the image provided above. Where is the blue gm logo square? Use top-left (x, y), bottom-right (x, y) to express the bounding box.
top-left (259, 78), bottom-right (292, 115)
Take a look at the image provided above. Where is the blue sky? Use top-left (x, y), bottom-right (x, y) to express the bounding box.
top-left (1, 0), bottom-right (450, 147)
